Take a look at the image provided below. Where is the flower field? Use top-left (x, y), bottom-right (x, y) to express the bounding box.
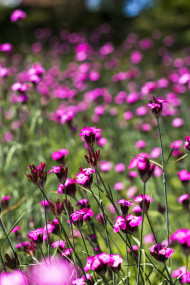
top-left (0, 8), bottom-right (190, 284)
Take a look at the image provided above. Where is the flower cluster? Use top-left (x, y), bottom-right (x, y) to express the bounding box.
top-left (25, 162), bottom-right (47, 189)
top-left (114, 214), bottom-right (142, 235)
top-left (149, 243), bottom-right (174, 262)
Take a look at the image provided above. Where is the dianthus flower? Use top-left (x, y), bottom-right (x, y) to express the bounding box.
top-left (51, 148), bottom-right (69, 164)
top-left (75, 168), bottom-right (95, 189)
top-left (137, 157), bottom-right (156, 183)
top-left (76, 199), bottom-right (90, 208)
top-left (1, 195), bottom-right (12, 209)
top-left (178, 194), bottom-right (189, 211)
top-left (16, 241), bottom-right (35, 256)
top-left (84, 150), bottom-right (100, 168)
top-left (28, 228), bottom-right (44, 244)
top-left (70, 208), bottom-right (93, 228)
top-left (172, 266), bottom-right (188, 279)
top-left (146, 96), bottom-right (168, 119)
top-left (149, 243), bottom-right (174, 262)
top-left (11, 9), bottom-right (26, 22)
top-left (134, 194), bottom-right (153, 214)
top-left (118, 199), bottom-right (134, 216)
top-left (58, 178), bottom-right (76, 197)
top-left (80, 126), bottom-right (101, 149)
top-left (72, 274), bottom-right (93, 285)
top-left (178, 170), bottom-right (190, 187)
top-left (170, 229), bottom-right (190, 255)
top-left (184, 136), bottom-right (190, 151)
top-left (49, 165), bottom-right (68, 184)
top-left (28, 257), bottom-right (78, 285)
top-left (84, 253), bottom-right (123, 276)
top-left (25, 162), bottom-right (47, 189)
top-left (114, 214), bottom-right (142, 235)
top-left (0, 270), bottom-right (29, 285)
top-left (51, 240), bottom-right (66, 250)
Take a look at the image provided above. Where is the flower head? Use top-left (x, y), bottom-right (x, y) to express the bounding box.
top-left (25, 162), bottom-right (47, 189)
top-left (51, 148), bottom-right (69, 164)
top-left (149, 243), bottom-right (174, 262)
top-left (28, 257), bottom-right (78, 285)
top-left (146, 96), bottom-right (168, 119)
top-left (84, 150), bottom-right (100, 169)
top-left (80, 126), bottom-right (101, 149)
top-left (11, 9), bottom-right (26, 22)
top-left (117, 199), bottom-right (134, 216)
top-left (114, 214), bottom-right (142, 235)
top-left (137, 157), bottom-right (156, 183)
top-left (184, 137), bottom-right (190, 151)
top-left (49, 165), bottom-right (68, 185)
top-left (134, 194), bottom-right (153, 214)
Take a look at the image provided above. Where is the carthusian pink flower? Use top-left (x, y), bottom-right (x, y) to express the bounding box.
top-left (51, 148), bottom-right (69, 164)
top-left (114, 214), bottom-right (142, 235)
top-left (28, 257), bottom-right (78, 285)
top-left (178, 170), bottom-right (190, 187)
top-left (149, 243), bottom-right (174, 262)
top-left (0, 270), bottom-right (28, 285)
top-left (25, 162), bottom-right (47, 189)
top-left (137, 157), bottom-right (156, 183)
top-left (178, 194), bottom-right (189, 211)
top-left (114, 163), bottom-right (125, 172)
top-left (146, 96), bottom-right (168, 119)
top-left (134, 194), bottom-right (153, 214)
top-left (80, 126), bottom-right (101, 149)
top-left (184, 136), bottom-right (190, 151)
top-left (170, 229), bottom-right (190, 255)
top-left (118, 199), bottom-right (134, 216)
top-left (49, 165), bottom-right (68, 184)
top-left (11, 9), bottom-right (26, 22)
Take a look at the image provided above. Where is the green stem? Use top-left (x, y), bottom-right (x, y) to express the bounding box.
top-left (137, 182), bottom-right (146, 285)
top-left (146, 213), bottom-right (158, 244)
top-left (41, 189), bottom-right (50, 259)
top-left (157, 118), bottom-right (170, 251)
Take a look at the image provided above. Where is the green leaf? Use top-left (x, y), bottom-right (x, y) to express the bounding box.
top-left (174, 153), bottom-right (188, 163)
top-left (131, 236), bottom-right (140, 247)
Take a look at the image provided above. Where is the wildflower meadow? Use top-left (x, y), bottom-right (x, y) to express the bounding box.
top-left (0, 6), bottom-right (190, 285)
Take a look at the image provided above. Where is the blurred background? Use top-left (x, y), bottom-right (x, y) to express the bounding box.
top-left (1, 0), bottom-right (190, 47)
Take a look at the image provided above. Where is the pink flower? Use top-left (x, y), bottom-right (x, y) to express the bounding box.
top-left (0, 270), bottom-right (28, 285)
top-left (114, 163), bottom-right (125, 172)
top-left (172, 266), bottom-right (187, 278)
top-left (11, 9), bottom-right (26, 22)
top-left (114, 182), bottom-right (124, 191)
top-left (131, 51), bottom-right (142, 64)
top-left (150, 147), bottom-right (161, 158)
top-left (51, 149), bottom-right (69, 164)
top-left (146, 96), bottom-right (168, 118)
top-left (149, 244), bottom-right (174, 262)
top-left (178, 170), bottom-right (190, 187)
top-left (137, 157), bottom-right (156, 183)
top-left (80, 126), bottom-right (101, 149)
top-left (49, 165), bottom-right (68, 184)
top-left (184, 136), bottom-right (190, 151)
top-left (172, 118), bottom-right (183, 127)
top-left (25, 162), bottom-right (47, 189)
top-left (28, 257), bottom-right (78, 285)
top-left (51, 240), bottom-right (66, 249)
top-left (58, 178), bottom-right (76, 197)
top-left (127, 185), bottom-right (138, 199)
top-left (134, 194), bottom-right (153, 214)
top-left (144, 233), bottom-right (155, 244)
top-left (114, 214), bottom-right (142, 235)
top-left (99, 161), bottom-right (112, 172)
top-left (135, 140), bottom-right (147, 149)
top-left (178, 194), bottom-right (189, 203)
top-left (118, 199), bottom-right (134, 216)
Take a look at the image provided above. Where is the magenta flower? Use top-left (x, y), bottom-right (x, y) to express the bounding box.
top-left (99, 160), bottom-right (112, 172)
top-left (28, 228), bottom-right (44, 244)
top-left (114, 163), bottom-right (126, 172)
top-left (170, 229), bottom-right (190, 255)
top-left (28, 257), bottom-right (78, 285)
top-left (84, 253), bottom-right (123, 276)
top-left (178, 170), bottom-right (190, 187)
top-left (1, 195), bottom-right (12, 209)
top-left (11, 9), bottom-right (26, 22)
top-left (96, 213), bottom-right (105, 225)
top-left (76, 199), bottom-right (90, 209)
top-left (49, 165), bottom-right (68, 184)
top-left (57, 178), bottom-right (76, 197)
top-left (51, 148), bottom-right (69, 164)
top-left (172, 266), bottom-right (188, 279)
top-left (184, 136), bottom-right (190, 151)
top-left (51, 240), bottom-right (66, 250)
top-left (178, 194), bottom-right (189, 211)
top-left (181, 272), bottom-right (190, 284)
top-left (0, 270), bottom-right (29, 285)
top-left (25, 162), bottom-right (47, 189)
top-left (72, 274), bottom-right (93, 285)
top-left (149, 243), bottom-right (174, 262)
top-left (118, 199), bottom-right (134, 216)
top-left (114, 214), bottom-right (142, 235)
top-left (134, 194), bottom-right (153, 214)
top-left (80, 126), bottom-right (101, 148)
top-left (0, 43), bottom-right (13, 52)
top-left (137, 157), bottom-right (156, 183)
top-left (144, 233), bottom-right (155, 244)
top-left (146, 96), bottom-right (168, 118)
top-left (70, 208), bottom-right (93, 228)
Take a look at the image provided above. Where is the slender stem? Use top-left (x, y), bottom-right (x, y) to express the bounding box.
top-left (163, 262), bottom-right (174, 285)
top-left (126, 234), bottom-right (129, 285)
top-left (79, 228), bottom-right (89, 256)
top-left (157, 118), bottom-right (170, 250)
top-left (0, 219), bottom-right (16, 256)
top-left (137, 182), bottom-right (146, 285)
top-left (40, 188), bottom-right (50, 259)
top-left (146, 213), bottom-right (158, 244)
